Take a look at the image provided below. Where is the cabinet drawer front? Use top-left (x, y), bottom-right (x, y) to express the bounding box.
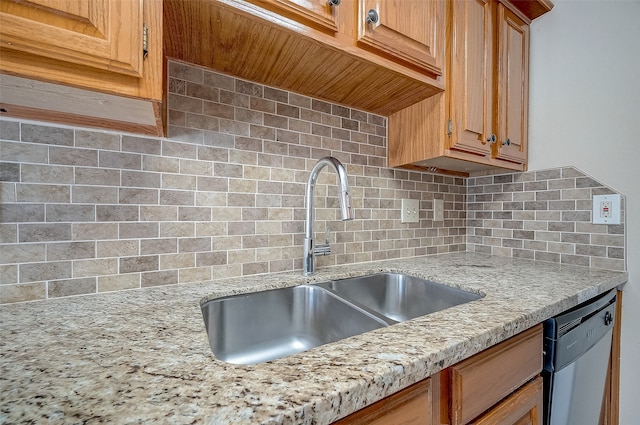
top-left (473, 377), bottom-right (543, 425)
top-left (333, 378), bottom-right (432, 425)
top-left (450, 324), bottom-right (543, 425)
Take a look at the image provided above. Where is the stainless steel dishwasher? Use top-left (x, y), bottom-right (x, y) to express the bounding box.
top-left (542, 288), bottom-right (617, 425)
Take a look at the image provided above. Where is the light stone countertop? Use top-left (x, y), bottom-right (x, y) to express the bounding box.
top-left (0, 252), bottom-right (628, 424)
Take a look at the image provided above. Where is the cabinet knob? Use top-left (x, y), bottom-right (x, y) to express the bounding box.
top-left (367, 9), bottom-right (379, 24)
top-left (486, 134), bottom-right (496, 144)
top-left (328, 0), bottom-right (340, 6)
top-left (502, 138), bottom-right (511, 146)
top-left (604, 311), bottom-right (613, 326)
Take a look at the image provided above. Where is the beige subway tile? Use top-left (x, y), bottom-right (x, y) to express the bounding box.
top-left (118, 187), bottom-right (159, 205)
top-left (160, 253), bottom-right (195, 270)
top-left (560, 254), bottom-right (590, 267)
top-left (212, 206), bottom-right (242, 221)
top-left (211, 236), bottom-right (242, 251)
top-left (179, 266), bottom-right (212, 283)
top-left (98, 273), bottom-right (140, 292)
top-left (213, 264), bottom-right (242, 279)
top-left (47, 277), bottom-right (97, 298)
top-left (196, 251), bottom-right (227, 267)
top-left (591, 234), bottom-right (624, 247)
top-left (75, 129), bottom-right (120, 150)
top-left (73, 258), bottom-right (118, 278)
top-left (256, 247), bottom-right (280, 262)
top-left (229, 178), bottom-right (256, 193)
top-left (140, 206), bottom-right (177, 222)
top-left (47, 241), bottom-right (95, 261)
top-left (19, 223), bottom-right (71, 243)
top-left (17, 184), bottom-right (70, 203)
top-left (72, 223), bottom-right (118, 241)
top-left (160, 222), bottom-right (194, 237)
top-left (269, 259), bottom-right (292, 273)
top-left (141, 238), bottom-right (177, 255)
top-left (0, 141), bottom-right (48, 163)
top-left (243, 262), bottom-right (268, 275)
top-left (180, 159), bottom-right (212, 176)
top-left (591, 257), bottom-right (625, 271)
top-left (178, 206), bottom-right (211, 221)
top-left (143, 156), bottom-right (180, 173)
top-left (178, 237), bottom-right (211, 252)
top-left (196, 222), bottom-right (226, 237)
top-left (0, 182), bottom-right (16, 203)
top-left (19, 261), bottom-right (71, 283)
top-left (0, 121), bottom-right (20, 140)
top-left (228, 249), bottom-right (255, 264)
top-left (159, 190), bottom-right (194, 206)
top-left (72, 186), bottom-right (119, 204)
top-left (119, 255), bottom-right (159, 273)
top-left (22, 124), bottom-right (73, 146)
top-left (0, 282), bottom-right (46, 304)
top-left (162, 174), bottom-right (197, 190)
top-left (0, 264), bottom-right (18, 284)
top-left (547, 242), bottom-right (574, 254)
top-left (96, 205), bottom-right (139, 221)
top-left (196, 192), bottom-right (227, 207)
top-left (99, 151), bottom-right (141, 170)
top-left (118, 223), bottom-right (158, 239)
top-left (21, 164), bottom-right (74, 184)
top-left (75, 167), bottom-right (120, 186)
top-left (0, 243), bottom-right (46, 264)
top-left (46, 204), bottom-right (95, 222)
top-left (97, 240), bottom-right (139, 258)
top-left (256, 221), bottom-right (281, 235)
top-left (142, 270), bottom-right (179, 287)
top-left (243, 165), bottom-right (271, 180)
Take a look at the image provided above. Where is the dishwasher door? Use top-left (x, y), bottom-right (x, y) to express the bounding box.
top-left (543, 289), bottom-right (617, 425)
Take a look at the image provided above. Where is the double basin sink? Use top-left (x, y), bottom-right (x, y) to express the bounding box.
top-left (201, 273), bottom-right (482, 364)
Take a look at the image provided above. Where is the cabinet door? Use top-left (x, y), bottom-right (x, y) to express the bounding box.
top-left (244, 0), bottom-right (339, 33)
top-left (333, 378), bottom-right (434, 425)
top-left (0, 0), bottom-right (144, 77)
top-left (357, 0), bottom-right (444, 77)
top-left (473, 377), bottom-right (543, 425)
top-left (448, 0), bottom-right (493, 157)
top-left (450, 325), bottom-right (542, 425)
top-left (494, 3), bottom-right (529, 164)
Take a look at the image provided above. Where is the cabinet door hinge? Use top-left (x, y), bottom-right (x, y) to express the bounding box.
top-left (143, 23), bottom-right (149, 59)
top-left (447, 119), bottom-right (453, 136)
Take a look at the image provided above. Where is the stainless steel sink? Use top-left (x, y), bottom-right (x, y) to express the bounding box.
top-left (201, 285), bottom-right (388, 364)
top-left (201, 273), bottom-right (482, 364)
top-left (318, 273), bottom-right (482, 322)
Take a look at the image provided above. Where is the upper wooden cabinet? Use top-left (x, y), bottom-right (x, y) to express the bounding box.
top-left (494, 3), bottom-right (529, 164)
top-left (388, 0), bottom-right (551, 175)
top-left (163, 0), bottom-right (445, 116)
top-left (0, 0), bottom-right (164, 136)
top-left (244, 0), bottom-right (339, 34)
top-left (0, 0), bottom-right (144, 77)
top-left (357, 0), bottom-right (444, 77)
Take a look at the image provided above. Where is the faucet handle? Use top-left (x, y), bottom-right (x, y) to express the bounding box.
top-left (313, 226), bottom-right (331, 256)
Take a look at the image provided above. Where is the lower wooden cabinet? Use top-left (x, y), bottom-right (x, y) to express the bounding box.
top-left (333, 377), bottom-right (437, 425)
top-left (449, 325), bottom-right (543, 425)
top-left (473, 377), bottom-right (543, 425)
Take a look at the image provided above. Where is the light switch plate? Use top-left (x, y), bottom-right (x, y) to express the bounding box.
top-left (433, 199), bottom-right (444, 221)
top-left (401, 199), bottom-right (419, 223)
top-left (592, 194), bottom-right (621, 224)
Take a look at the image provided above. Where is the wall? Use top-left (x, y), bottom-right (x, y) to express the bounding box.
top-left (467, 167), bottom-right (625, 270)
top-left (528, 0), bottom-right (640, 421)
top-left (0, 61), bottom-right (466, 304)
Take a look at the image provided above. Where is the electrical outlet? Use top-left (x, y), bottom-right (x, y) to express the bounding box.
top-left (433, 199), bottom-right (444, 221)
top-left (401, 199), bottom-right (419, 223)
top-left (592, 194), bottom-right (621, 224)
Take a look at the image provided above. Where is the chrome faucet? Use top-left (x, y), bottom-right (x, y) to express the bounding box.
top-left (303, 157), bottom-right (354, 276)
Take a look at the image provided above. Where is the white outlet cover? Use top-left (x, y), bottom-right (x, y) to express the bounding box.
top-left (401, 199), bottom-right (419, 223)
top-left (592, 194), bottom-right (621, 225)
top-left (433, 199), bottom-right (444, 221)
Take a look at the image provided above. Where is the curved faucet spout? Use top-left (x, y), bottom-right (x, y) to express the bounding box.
top-left (303, 157), bottom-right (354, 276)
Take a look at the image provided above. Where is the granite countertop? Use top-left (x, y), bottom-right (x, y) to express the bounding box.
top-left (0, 252), bottom-right (627, 424)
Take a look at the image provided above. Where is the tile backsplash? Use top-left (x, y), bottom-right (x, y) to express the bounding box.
top-left (0, 61), bottom-right (626, 304)
top-left (0, 61), bottom-right (466, 304)
top-left (467, 167), bottom-right (625, 271)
